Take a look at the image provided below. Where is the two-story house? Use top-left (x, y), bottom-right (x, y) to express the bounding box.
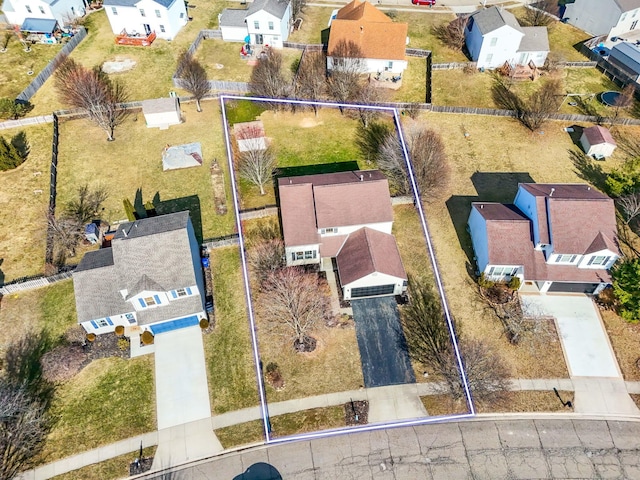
top-left (465, 6), bottom-right (549, 70)
top-left (563, 0), bottom-right (640, 43)
top-left (219, 0), bottom-right (291, 48)
top-left (2, 0), bottom-right (86, 27)
top-left (326, 0), bottom-right (408, 75)
top-left (278, 170), bottom-right (407, 300)
top-left (103, 0), bottom-right (188, 41)
top-left (468, 183), bottom-right (620, 294)
top-left (73, 211), bottom-right (207, 337)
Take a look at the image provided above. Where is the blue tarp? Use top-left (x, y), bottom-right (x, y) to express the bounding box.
top-left (21, 18), bottom-right (59, 33)
top-left (149, 315), bottom-right (199, 335)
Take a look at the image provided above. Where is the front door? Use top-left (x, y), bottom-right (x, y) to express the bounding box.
top-left (255, 34), bottom-right (263, 45)
top-left (143, 24), bottom-right (151, 35)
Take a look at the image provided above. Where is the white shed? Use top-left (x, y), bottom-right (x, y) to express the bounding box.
top-left (580, 125), bottom-right (617, 159)
top-left (142, 97), bottom-right (182, 129)
top-left (233, 120), bottom-right (267, 152)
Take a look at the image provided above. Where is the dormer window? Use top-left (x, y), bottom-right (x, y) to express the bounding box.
top-left (588, 255), bottom-right (611, 266)
top-left (555, 254), bottom-right (577, 264)
top-left (321, 227), bottom-right (338, 234)
top-left (138, 295), bottom-right (161, 308)
top-left (171, 287), bottom-right (193, 298)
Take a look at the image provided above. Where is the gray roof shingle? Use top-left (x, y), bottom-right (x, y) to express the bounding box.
top-left (518, 26), bottom-right (549, 53)
top-left (247, 0), bottom-right (289, 19)
top-left (219, 8), bottom-right (248, 27)
top-left (470, 6), bottom-right (523, 35)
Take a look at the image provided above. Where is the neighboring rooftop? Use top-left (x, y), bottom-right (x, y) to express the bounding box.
top-left (583, 125), bottom-right (617, 146)
top-left (219, 8), bottom-right (248, 27)
top-left (247, 0), bottom-right (289, 19)
top-left (519, 183), bottom-right (610, 201)
top-left (615, 0), bottom-right (640, 12)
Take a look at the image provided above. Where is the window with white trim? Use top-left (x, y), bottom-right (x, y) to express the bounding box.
top-left (268, 21), bottom-right (274, 30)
top-left (155, 9), bottom-right (161, 17)
top-left (160, 25), bottom-right (165, 32)
top-left (488, 266), bottom-right (518, 276)
top-left (112, 6), bottom-right (117, 14)
top-left (26, 5), bottom-right (32, 13)
top-left (39, 6), bottom-right (45, 14)
top-left (304, 250), bottom-right (316, 259)
top-left (139, 8), bottom-right (145, 16)
top-left (486, 53), bottom-right (493, 63)
top-left (555, 254), bottom-right (577, 264)
top-left (321, 227), bottom-right (337, 234)
top-left (138, 295), bottom-right (162, 308)
top-left (96, 318), bottom-right (109, 327)
top-left (490, 37), bottom-right (497, 47)
top-left (170, 287), bottom-right (193, 299)
top-left (588, 255), bottom-right (610, 266)
top-left (254, 20), bottom-right (260, 29)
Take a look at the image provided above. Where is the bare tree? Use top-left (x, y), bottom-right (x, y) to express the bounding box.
top-left (294, 51), bottom-right (326, 115)
top-left (261, 267), bottom-right (330, 351)
top-left (237, 145), bottom-right (276, 195)
top-left (617, 192), bottom-right (640, 226)
top-left (249, 49), bottom-right (291, 102)
top-left (354, 83), bottom-right (386, 127)
top-left (248, 238), bottom-right (285, 284)
top-left (0, 381), bottom-right (51, 480)
top-left (48, 213), bottom-right (84, 263)
top-left (53, 55), bottom-right (129, 141)
top-left (65, 183), bottom-right (108, 224)
top-left (290, 0), bottom-right (306, 18)
top-left (522, 0), bottom-right (558, 26)
top-left (326, 40), bottom-right (365, 109)
top-left (379, 124), bottom-right (450, 199)
top-left (432, 15), bottom-right (468, 50)
top-left (612, 84), bottom-right (636, 123)
top-left (176, 50), bottom-right (210, 112)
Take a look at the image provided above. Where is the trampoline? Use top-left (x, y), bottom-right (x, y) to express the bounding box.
top-left (601, 91), bottom-right (621, 107)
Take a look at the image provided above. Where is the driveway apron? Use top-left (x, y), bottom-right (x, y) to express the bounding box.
top-left (351, 297), bottom-right (416, 388)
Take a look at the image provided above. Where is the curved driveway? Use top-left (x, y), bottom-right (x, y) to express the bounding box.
top-left (137, 416), bottom-right (640, 479)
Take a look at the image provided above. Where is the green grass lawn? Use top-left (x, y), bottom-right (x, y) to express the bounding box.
top-left (205, 247), bottom-right (259, 414)
top-left (0, 124), bottom-right (52, 282)
top-left (196, 40), bottom-right (302, 83)
top-left (393, 56), bottom-right (427, 103)
top-left (0, 35), bottom-right (62, 100)
top-left (55, 102), bottom-right (235, 243)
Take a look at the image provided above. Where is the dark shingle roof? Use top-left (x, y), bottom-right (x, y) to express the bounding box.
top-left (114, 211), bottom-right (189, 240)
top-left (518, 27), bottom-right (549, 53)
top-left (75, 248), bottom-right (114, 272)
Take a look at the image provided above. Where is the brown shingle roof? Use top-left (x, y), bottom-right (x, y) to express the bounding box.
top-left (328, 0), bottom-right (407, 61)
top-left (336, 227), bottom-right (406, 285)
top-left (583, 125), bottom-right (616, 147)
top-left (278, 182), bottom-right (318, 247)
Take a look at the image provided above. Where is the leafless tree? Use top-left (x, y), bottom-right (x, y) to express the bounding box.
top-left (0, 381), bottom-right (51, 480)
top-left (612, 84), bottom-right (636, 123)
top-left (522, 0), bottom-right (558, 26)
top-left (248, 238), bottom-right (285, 284)
top-left (354, 83), bottom-right (386, 127)
top-left (379, 124), bottom-right (450, 199)
top-left (65, 183), bottom-right (108, 224)
top-left (48, 213), bottom-right (83, 263)
top-left (618, 192), bottom-right (640, 226)
top-left (294, 51), bottom-right (326, 115)
top-left (53, 55), bottom-right (129, 141)
top-left (249, 49), bottom-right (291, 103)
top-left (176, 50), bottom-right (210, 112)
top-left (261, 267), bottom-right (330, 351)
top-left (290, 0), bottom-right (306, 18)
top-left (237, 145), bottom-right (276, 195)
top-left (326, 40), bottom-right (365, 109)
top-left (355, 120), bottom-right (393, 164)
top-left (432, 15), bottom-right (468, 50)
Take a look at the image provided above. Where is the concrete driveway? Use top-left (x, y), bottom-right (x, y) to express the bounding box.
top-left (351, 297), bottom-right (416, 388)
top-left (520, 295), bottom-right (620, 378)
top-left (154, 325), bottom-right (212, 429)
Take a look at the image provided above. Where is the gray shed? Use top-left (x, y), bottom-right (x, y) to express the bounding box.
top-left (142, 97), bottom-right (182, 129)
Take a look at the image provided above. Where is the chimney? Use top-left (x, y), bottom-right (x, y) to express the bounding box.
top-left (550, 188), bottom-right (555, 197)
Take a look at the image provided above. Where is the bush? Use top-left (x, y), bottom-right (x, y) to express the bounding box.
top-left (86, 333), bottom-right (96, 342)
top-left (478, 273), bottom-right (495, 289)
top-left (199, 318), bottom-right (209, 329)
top-left (141, 330), bottom-right (154, 345)
top-left (508, 276), bottom-right (521, 291)
top-left (0, 131), bottom-right (30, 171)
top-left (115, 325), bottom-right (125, 336)
top-left (117, 337), bottom-right (129, 351)
top-left (0, 98), bottom-right (32, 120)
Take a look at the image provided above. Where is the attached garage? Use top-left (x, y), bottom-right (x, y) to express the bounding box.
top-left (351, 284), bottom-right (396, 298)
top-left (546, 282), bottom-right (600, 294)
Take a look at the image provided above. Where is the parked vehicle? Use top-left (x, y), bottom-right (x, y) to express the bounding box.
top-left (411, 0), bottom-right (435, 5)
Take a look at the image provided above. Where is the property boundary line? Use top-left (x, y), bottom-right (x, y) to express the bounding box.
top-left (219, 94), bottom-right (475, 446)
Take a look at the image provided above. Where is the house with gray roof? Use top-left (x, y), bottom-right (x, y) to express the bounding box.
top-left (564, 0), bottom-right (640, 43)
top-left (73, 211), bottom-right (206, 336)
top-left (278, 170), bottom-right (407, 300)
top-left (468, 183), bottom-right (620, 294)
top-left (103, 0), bottom-right (187, 40)
top-left (2, 0), bottom-right (85, 27)
top-left (609, 42), bottom-right (640, 82)
top-left (218, 0), bottom-right (291, 48)
top-left (465, 6), bottom-right (549, 70)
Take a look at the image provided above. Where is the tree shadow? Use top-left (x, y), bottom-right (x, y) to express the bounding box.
top-left (275, 161), bottom-right (360, 179)
top-left (0, 258), bottom-right (5, 287)
top-left (568, 149), bottom-right (608, 193)
top-left (233, 462), bottom-right (283, 480)
top-left (565, 124), bottom-right (585, 149)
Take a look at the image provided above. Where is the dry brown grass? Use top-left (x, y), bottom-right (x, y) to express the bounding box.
top-left (422, 390), bottom-right (574, 416)
top-left (600, 308), bottom-right (640, 381)
top-left (409, 114), bottom-right (640, 379)
top-left (632, 394), bottom-right (640, 409)
top-left (51, 447), bottom-right (156, 480)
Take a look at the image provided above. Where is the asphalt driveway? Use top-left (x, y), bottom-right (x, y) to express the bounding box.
top-left (521, 294), bottom-right (620, 378)
top-left (351, 297), bottom-right (416, 388)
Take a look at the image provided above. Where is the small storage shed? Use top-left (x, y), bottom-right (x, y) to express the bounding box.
top-left (142, 97), bottom-right (181, 129)
top-left (233, 120), bottom-right (267, 152)
top-left (85, 223), bottom-right (100, 244)
top-left (580, 125), bottom-right (617, 159)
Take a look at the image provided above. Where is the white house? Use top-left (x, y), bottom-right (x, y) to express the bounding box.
top-left (468, 183), bottom-right (620, 294)
top-left (219, 0), bottom-right (291, 48)
top-left (580, 125), bottom-right (617, 158)
top-left (326, 0), bottom-right (408, 75)
top-left (142, 97), bottom-right (181, 129)
top-left (73, 211), bottom-right (207, 336)
top-left (563, 0), bottom-right (640, 42)
top-left (465, 6), bottom-right (549, 70)
top-left (278, 170), bottom-right (407, 300)
top-left (103, 0), bottom-right (188, 41)
top-left (2, 0), bottom-right (86, 27)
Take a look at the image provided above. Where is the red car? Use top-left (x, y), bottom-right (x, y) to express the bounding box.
top-left (412, 0), bottom-right (436, 4)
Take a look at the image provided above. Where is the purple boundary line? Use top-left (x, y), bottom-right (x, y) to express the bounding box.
top-left (219, 94), bottom-right (475, 446)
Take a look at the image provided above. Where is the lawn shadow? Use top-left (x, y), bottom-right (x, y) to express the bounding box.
top-left (446, 172), bottom-right (535, 279)
top-left (568, 149), bottom-right (608, 193)
top-left (0, 258), bottom-right (4, 287)
top-left (155, 193), bottom-right (203, 244)
top-left (233, 462), bottom-right (282, 480)
top-left (565, 125), bottom-right (585, 149)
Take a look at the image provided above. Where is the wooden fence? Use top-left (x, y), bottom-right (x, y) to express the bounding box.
top-left (432, 62), bottom-right (477, 70)
top-left (16, 27), bottom-right (87, 103)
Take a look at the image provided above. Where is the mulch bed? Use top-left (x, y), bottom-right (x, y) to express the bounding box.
top-left (129, 457), bottom-right (153, 475)
top-left (344, 400), bottom-right (368, 426)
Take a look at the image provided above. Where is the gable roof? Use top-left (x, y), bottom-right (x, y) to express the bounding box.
top-left (336, 227), bottom-right (406, 285)
top-left (610, 42), bottom-right (640, 76)
top-left (469, 6), bottom-right (524, 36)
top-left (582, 125), bottom-right (617, 147)
top-left (21, 18), bottom-right (58, 33)
top-left (518, 26), bottom-right (549, 53)
top-left (615, 0), bottom-right (640, 12)
top-left (327, 0), bottom-right (407, 61)
top-left (103, 0), bottom-right (177, 8)
top-left (278, 170), bottom-right (394, 248)
top-left (219, 8), bottom-right (248, 27)
top-left (247, 0), bottom-right (289, 19)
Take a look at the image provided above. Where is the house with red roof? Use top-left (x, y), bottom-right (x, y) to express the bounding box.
top-left (326, 0), bottom-right (408, 75)
top-left (278, 170), bottom-right (407, 300)
top-left (467, 183), bottom-right (620, 294)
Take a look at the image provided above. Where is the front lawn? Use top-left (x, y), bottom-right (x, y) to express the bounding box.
top-left (55, 102), bottom-right (235, 244)
top-left (0, 124), bottom-right (52, 281)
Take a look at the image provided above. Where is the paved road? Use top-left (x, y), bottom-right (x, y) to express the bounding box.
top-left (136, 416), bottom-right (640, 479)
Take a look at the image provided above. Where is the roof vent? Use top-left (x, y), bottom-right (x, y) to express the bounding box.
top-left (360, 174), bottom-right (364, 181)
top-left (587, 186), bottom-right (591, 190)
top-left (549, 188), bottom-right (555, 197)
top-left (480, 204), bottom-right (484, 209)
